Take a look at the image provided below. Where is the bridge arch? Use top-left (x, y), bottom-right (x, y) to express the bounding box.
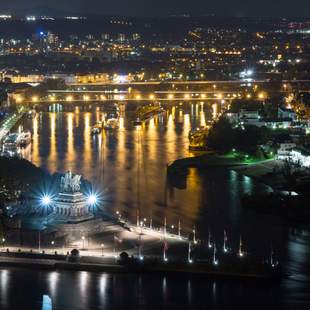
top-left (48, 103), bottom-right (63, 112)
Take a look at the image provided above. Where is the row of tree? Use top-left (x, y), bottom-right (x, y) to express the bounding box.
top-left (206, 117), bottom-right (290, 155)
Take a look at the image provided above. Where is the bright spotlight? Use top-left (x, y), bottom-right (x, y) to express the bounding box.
top-left (41, 195), bottom-right (52, 206)
top-left (87, 194), bottom-right (97, 205)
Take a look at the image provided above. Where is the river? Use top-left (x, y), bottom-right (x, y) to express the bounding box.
top-left (2, 103), bottom-right (309, 309)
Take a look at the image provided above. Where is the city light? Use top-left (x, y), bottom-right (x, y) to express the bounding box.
top-left (87, 194), bottom-right (98, 205)
top-left (41, 195), bottom-right (52, 206)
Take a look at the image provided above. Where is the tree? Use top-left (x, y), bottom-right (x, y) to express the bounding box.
top-left (206, 117), bottom-right (235, 152)
top-left (281, 159), bottom-right (297, 196)
top-left (24, 78), bottom-right (66, 99)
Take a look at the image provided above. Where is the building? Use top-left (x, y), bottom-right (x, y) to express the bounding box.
top-left (277, 142), bottom-right (296, 156)
top-left (290, 147), bottom-right (310, 167)
top-left (278, 106), bottom-right (296, 121)
top-left (264, 118), bottom-right (293, 129)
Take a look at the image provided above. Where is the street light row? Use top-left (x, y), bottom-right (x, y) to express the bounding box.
top-left (15, 91), bottom-right (268, 103)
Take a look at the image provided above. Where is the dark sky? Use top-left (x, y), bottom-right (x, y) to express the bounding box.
top-left (1, 0), bottom-right (310, 17)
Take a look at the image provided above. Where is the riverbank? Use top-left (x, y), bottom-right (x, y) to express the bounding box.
top-left (232, 159), bottom-right (285, 189)
top-left (0, 251), bottom-right (281, 281)
top-left (167, 153), bottom-right (274, 175)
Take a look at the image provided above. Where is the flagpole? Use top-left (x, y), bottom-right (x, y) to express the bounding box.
top-left (178, 219), bottom-right (181, 239)
top-left (239, 235), bottom-right (244, 257)
top-left (164, 217), bottom-right (167, 237)
top-left (188, 241), bottom-right (192, 263)
top-left (270, 243), bottom-right (274, 267)
top-left (213, 243), bottom-right (218, 265)
top-left (38, 230), bottom-right (41, 252)
top-left (136, 210), bottom-right (140, 227)
top-left (138, 233), bottom-right (143, 259)
top-left (193, 226), bottom-right (197, 244)
top-left (208, 229), bottom-right (212, 249)
top-left (223, 230), bottom-right (227, 253)
top-left (163, 236), bottom-right (168, 262)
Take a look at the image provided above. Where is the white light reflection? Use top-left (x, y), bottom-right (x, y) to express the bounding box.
top-left (187, 280), bottom-right (192, 304)
top-left (48, 271), bottom-right (59, 297)
top-left (0, 270), bottom-right (9, 308)
top-left (99, 274), bottom-right (108, 308)
top-left (162, 276), bottom-right (167, 300)
top-left (79, 271), bottom-right (89, 298)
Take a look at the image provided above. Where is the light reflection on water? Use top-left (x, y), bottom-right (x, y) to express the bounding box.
top-left (10, 104), bottom-right (310, 309)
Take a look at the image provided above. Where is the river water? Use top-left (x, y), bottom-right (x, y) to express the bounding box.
top-left (2, 104), bottom-right (310, 309)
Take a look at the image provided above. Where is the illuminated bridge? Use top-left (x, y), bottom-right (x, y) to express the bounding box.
top-left (11, 79), bottom-right (310, 110)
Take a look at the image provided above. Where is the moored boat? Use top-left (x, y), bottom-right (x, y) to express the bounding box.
top-left (104, 118), bottom-right (119, 130)
top-left (17, 131), bottom-right (31, 147)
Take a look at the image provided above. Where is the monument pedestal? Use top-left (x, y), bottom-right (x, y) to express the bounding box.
top-left (53, 192), bottom-right (94, 223)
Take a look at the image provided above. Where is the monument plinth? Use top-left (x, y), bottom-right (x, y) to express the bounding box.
top-left (53, 171), bottom-right (94, 223)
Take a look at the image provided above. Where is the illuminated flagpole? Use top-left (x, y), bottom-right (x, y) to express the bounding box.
top-left (138, 233), bottom-right (143, 260)
top-left (136, 210), bottom-right (140, 227)
top-left (150, 214), bottom-right (153, 230)
top-left (113, 234), bottom-right (116, 258)
top-left (270, 243), bottom-right (275, 267)
top-left (178, 219), bottom-right (181, 239)
top-left (164, 217), bottom-right (167, 237)
top-left (208, 229), bottom-right (212, 249)
top-left (188, 241), bottom-right (192, 263)
top-left (239, 235), bottom-right (244, 257)
top-left (163, 239), bottom-right (168, 261)
top-left (38, 230), bottom-right (41, 252)
top-left (193, 226), bottom-right (197, 244)
top-left (223, 230), bottom-right (228, 253)
top-left (213, 243), bottom-right (218, 265)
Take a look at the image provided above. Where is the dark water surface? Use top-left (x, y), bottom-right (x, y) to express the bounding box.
top-left (2, 105), bottom-right (309, 309)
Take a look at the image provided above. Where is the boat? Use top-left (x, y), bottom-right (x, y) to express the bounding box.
top-left (91, 122), bottom-right (103, 135)
top-left (133, 118), bottom-right (143, 126)
top-left (2, 133), bottom-right (20, 156)
top-left (104, 118), bottom-right (119, 130)
top-left (27, 110), bottom-right (36, 119)
top-left (2, 133), bottom-right (19, 148)
top-left (17, 131), bottom-right (31, 147)
top-left (188, 127), bottom-right (209, 151)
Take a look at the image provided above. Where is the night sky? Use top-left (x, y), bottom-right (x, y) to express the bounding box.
top-left (1, 0), bottom-right (309, 17)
